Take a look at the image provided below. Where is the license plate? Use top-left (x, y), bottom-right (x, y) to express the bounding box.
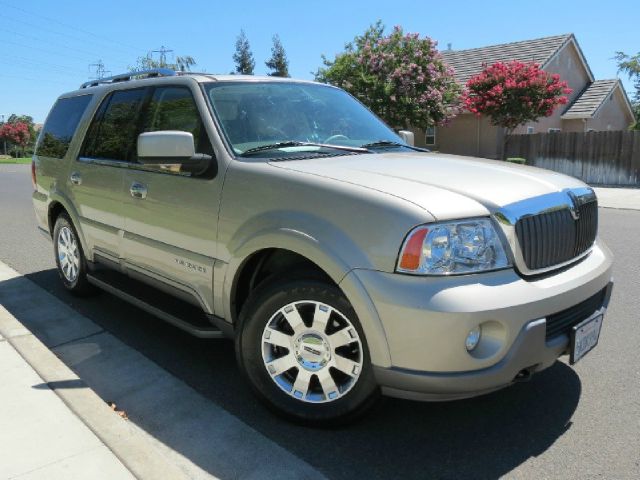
top-left (570, 313), bottom-right (604, 364)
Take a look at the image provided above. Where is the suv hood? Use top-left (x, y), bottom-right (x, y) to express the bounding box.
top-left (270, 152), bottom-right (585, 220)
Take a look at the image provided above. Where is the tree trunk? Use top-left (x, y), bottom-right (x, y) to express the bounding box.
top-left (502, 128), bottom-right (515, 160)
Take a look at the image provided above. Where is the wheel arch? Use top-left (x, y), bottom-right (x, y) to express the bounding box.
top-left (223, 228), bottom-right (392, 367)
top-left (46, 193), bottom-right (89, 257)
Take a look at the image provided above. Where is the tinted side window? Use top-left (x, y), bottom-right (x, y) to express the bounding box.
top-left (82, 88), bottom-right (146, 161)
top-left (37, 95), bottom-right (92, 159)
top-left (143, 87), bottom-right (213, 155)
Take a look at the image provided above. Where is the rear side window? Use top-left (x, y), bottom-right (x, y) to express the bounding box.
top-left (82, 88), bottom-right (146, 161)
top-left (37, 95), bottom-right (92, 159)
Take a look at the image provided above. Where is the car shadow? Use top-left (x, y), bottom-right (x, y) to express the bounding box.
top-left (6, 269), bottom-right (581, 480)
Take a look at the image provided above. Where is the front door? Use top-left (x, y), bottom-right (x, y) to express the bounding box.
top-left (121, 85), bottom-right (222, 313)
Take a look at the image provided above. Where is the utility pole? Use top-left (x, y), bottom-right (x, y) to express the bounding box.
top-left (89, 60), bottom-right (110, 80)
top-left (152, 46), bottom-right (173, 67)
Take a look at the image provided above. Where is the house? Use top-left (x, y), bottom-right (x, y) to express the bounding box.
top-left (412, 34), bottom-right (636, 158)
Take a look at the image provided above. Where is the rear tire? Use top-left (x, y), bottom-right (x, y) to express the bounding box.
top-left (53, 213), bottom-right (96, 296)
top-left (236, 277), bottom-right (379, 425)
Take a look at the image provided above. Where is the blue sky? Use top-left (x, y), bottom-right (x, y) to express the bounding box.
top-left (0, 0), bottom-right (637, 123)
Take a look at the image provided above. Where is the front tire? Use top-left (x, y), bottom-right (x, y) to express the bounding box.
top-left (53, 213), bottom-right (96, 296)
top-left (236, 277), bottom-right (379, 425)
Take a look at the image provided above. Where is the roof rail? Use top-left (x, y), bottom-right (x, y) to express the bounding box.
top-left (80, 68), bottom-right (176, 89)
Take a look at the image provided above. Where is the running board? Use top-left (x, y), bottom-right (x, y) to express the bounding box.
top-left (86, 271), bottom-right (225, 339)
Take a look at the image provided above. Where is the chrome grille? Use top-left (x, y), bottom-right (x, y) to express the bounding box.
top-left (515, 200), bottom-right (598, 271)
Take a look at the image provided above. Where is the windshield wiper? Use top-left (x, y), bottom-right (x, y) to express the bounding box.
top-left (360, 140), bottom-right (429, 152)
top-left (239, 141), bottom-right (370, 156)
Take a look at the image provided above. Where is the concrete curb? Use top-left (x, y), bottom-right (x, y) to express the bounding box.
top-left (0, 266), bottom-right (190, 480)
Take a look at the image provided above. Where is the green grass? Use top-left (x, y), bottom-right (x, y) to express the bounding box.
top-left (0, 157), bottom-right (31, 164)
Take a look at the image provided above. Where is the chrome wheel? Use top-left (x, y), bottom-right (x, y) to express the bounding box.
top-left (261, 300), bottom-right (363, 403)
top-left (57, 226), bottom-right (80, 282)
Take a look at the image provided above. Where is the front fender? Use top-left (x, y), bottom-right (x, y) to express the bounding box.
top-left (222, 223), bottom-right (392, 367)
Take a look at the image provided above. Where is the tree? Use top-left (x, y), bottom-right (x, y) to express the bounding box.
top-left (0, 122), bottom-right (31, 157)
top-left (265, 34), bottom-right (289, 77)
top-left (130, 54), bottom-right (196, 72)
top-left (7, 114), bottom-right (36, 150)
top-left (464, 60), bottom-right (572, 157)
top-left (615, 51), bottom-right (640, 129)
top-left (233, 29), bottom-right (255, 75)
top-left (315, 22), bottom-right (461, 130)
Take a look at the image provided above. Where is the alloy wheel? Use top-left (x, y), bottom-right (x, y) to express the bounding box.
top-left (57, 226), bottom-right (80, 282)
top-left (261, 300), bottom-right (363, 403)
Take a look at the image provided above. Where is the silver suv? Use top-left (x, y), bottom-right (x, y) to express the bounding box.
top-left (32, 69), bottom-right (613, 424)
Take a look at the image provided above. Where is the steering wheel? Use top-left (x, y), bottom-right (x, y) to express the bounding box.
top-left (323, 134), bottom-right (350, 144)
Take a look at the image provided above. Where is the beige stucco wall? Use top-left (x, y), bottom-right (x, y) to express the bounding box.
top-left (562, 119), bottom-right (586, 132)
top-left (585, 87), bottom-right (634, 131)
top-left (417, 114), bottom-right (503, 158)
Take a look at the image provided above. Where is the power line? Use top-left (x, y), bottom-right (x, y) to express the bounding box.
top-left (0, 72), bottom-right (70, 86)
top-left (1, 38), bottom-right (127, 71)
top-left (0, 11), bottom-right (138, 58)
top-left (0, 53), bottom-right (83, 76)
top-left (0, 1), bottom-right (141, 53)
top-left (4, 28), bottom-right (131, 66)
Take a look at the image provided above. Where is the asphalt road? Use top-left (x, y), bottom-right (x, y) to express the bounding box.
top-left (1, 164), bottom-right (639, 479)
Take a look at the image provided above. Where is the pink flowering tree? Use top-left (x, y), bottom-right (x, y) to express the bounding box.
top-left (315, 21), bottom-right (462, 130)
top-left (464, 60), bottom-right (572, 157)
top-left (0, 121), bottom-right (31, 157)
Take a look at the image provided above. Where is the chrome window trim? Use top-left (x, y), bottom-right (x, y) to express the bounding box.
top-left (493, 187), bottom-right (597, 276)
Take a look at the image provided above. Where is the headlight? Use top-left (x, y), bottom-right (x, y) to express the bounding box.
top-left (396, 218), bottom-right (511, 275)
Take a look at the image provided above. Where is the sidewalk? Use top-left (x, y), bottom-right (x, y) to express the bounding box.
top-left (593, 187), bottom-right (640, 210)
top-left (0, 330), bottom-right (134, 480)
top-left (0, 261), bottom-right (325, 480)
top-left (0, 263), bottom-right (191, 480)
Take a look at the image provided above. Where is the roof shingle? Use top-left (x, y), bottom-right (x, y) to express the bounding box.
top-left (441, 34), bottom-right (572, 84)
top-left (562, 79), bottom-right (620, 118)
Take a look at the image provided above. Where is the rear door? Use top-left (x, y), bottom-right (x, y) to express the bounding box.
top-left (121, 85), bottom-right (222, 313)
top-left (72, 88), bottom-right (148, 261)
top-left (33, 94), bottom-right (93, 233)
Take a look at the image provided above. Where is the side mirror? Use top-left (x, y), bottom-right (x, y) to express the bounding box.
top-left (397, 130), bottom-right (415, 146)
top-left (137, 131), bottom-right (196, 163)
top-left (137, 131), bottom-right (212, 175)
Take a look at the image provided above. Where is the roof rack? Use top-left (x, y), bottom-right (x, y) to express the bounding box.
top-left (80, 68), bottom-right (176, 89)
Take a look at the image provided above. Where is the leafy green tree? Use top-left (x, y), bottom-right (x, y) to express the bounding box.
top-left (615, 51), bottom-right (640, 129)
top-left (130, 54), bottom-right (196, 72)
top-left (315, 21), bottom-right (461, 130)
top-left (265, 34), bottom-right (290, 77)
top-left (233, 29), bottom-right (255, 75)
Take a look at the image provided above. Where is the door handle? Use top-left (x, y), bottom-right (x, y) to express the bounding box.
top-left (69, 172), bottom-right (82, 185)
top-left (130, 182), bottom-right (147, 199)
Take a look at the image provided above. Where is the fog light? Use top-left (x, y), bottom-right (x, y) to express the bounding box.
top-left (465, 326), bottom-right (482, 352)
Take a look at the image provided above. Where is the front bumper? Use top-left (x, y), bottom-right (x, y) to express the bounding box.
top-left (343, 239), bottom-right (613, 401)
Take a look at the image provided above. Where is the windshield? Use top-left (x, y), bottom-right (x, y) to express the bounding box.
top-left (204, 81), bottom-right (405, 158)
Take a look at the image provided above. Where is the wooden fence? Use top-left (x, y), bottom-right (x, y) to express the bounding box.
top-left (504, 130), bottom-right (640, 186)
